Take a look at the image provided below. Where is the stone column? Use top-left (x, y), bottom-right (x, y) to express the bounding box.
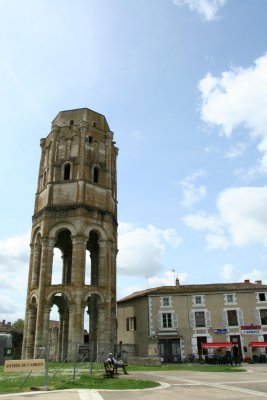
top-left (96, 304), bottom-right (106, 352)
top-left (42, 304), bottom-right (51, 352)
top-left (23, 305), bottom-right (37, 359)
top-left (71, 235), bottom-right (87, 287)
top-left (34, 237), bottom-right (55, 357)
top-left (68, 301), bottom-right (83, 357)
top-left (36, 138), bottom-right (46, 196)
top-left (47, 126), bottom-right (59, 183)
top-left (98, 240), bottom-right (107, 288)
top-left (57, 309), bottom-right (64, 362)
top-left (31, 241), bottom-right (42, 287)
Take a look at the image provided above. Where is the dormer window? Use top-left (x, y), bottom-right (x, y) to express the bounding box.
top-left (64, 163), bottom-right (71, 180)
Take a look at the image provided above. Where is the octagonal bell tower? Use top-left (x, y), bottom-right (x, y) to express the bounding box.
top-left (22, 108), bottom-right (118, 360)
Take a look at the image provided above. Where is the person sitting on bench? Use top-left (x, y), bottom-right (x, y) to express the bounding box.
top-left (105, 353), bottom-right (128, 374)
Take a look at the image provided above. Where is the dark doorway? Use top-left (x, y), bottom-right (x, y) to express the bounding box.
top-left (158, 339), bottom-right (181, 363)
top-left (230, 334), bottom-right (242, 361)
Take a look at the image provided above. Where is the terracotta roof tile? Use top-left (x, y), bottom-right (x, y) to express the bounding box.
top-left (117, 282), bottom-right (267, 303)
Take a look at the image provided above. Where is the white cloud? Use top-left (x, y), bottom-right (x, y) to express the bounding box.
top-left (183, 211), bottom-right (223, 232)
top-left (117, 271), bottom-right (189, 300)
top-left (183, 186), bottom-right (267, 249)
top-left (173, 0), bottom-right (228, 22)
top-left (180, 170), bottom-right (207, 208)
top-left (148, 271), bottom-right (188, 287)
top-left (221, 263), bottom-right (266, 283)
top-left (118, 223), bottom-right (182, 276)
top-left (0, 232), bottom-right (30, 268)
top-left (0, 233), bottom-right (30, 322)
top-left (224, 142), bottom-right (248, 159)
top-left (199, 54), bottom-right (267, 173)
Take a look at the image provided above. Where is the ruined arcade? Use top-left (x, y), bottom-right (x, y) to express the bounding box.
top-left (22, 108), bottom-right (118, 360)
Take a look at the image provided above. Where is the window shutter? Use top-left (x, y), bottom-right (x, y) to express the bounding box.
top-left (222, 310), bottom-right (228, 327)
top-left (172, 312), bottom-right (178, 328)
top-left (205, 311), bottom-right (211, 327)
top-left (157, 313), bottom-right (162, 329)
top-left (126, 318), bottom-right (129, 331)
top-left (189, 311), bottom-right (195, 328)
top-left (237, 309), bottom-right (244, 326)
top-left (254, 309), bottom-right (261, 324)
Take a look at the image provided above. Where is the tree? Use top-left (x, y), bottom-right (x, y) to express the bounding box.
top-left (12, 319), bottom-right (24, 333)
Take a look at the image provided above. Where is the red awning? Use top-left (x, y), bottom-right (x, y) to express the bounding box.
top-left (201, 342), bottom-right (233, 348)
top-left (249, 342), bottom-right (267, 348)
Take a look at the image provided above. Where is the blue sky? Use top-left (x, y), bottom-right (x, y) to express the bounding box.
top-left (1, 0), bottom-right (267, 322)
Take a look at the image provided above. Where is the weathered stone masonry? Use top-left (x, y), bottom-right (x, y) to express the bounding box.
top-left (22, 108), bottom-right (118, 360)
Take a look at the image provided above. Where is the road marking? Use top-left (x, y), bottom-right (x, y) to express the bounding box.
top-left (78, 390), bottom-right (104, 400)
top-left (176, 378), bottom-right (267, 398)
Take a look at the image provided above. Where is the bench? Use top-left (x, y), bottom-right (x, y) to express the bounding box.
top-left (103, 360), bottom-right (128, 378)
top-left (104, 361), bottom-right (115, 378)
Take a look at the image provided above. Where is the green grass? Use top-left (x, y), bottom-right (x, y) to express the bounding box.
top-left (128, 364), bottom-right (246, 373)
top-left (0, 362), bottom-right (246, 394)
top-left (53, 374), bottom-right (159, 390)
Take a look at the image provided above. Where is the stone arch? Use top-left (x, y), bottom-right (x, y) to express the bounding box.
top-left (92, 163), bottom-right (100, 183)
top-left (49, 222), bottom-right (76, 239)
top-left (46, 288), bottom-right (73, 305)
top-left (57, 136), bottom-right (66, 160)
top-left (30, 293), bottom-right (38, 304)
top-left (61, 161), bottom-right (73, 181)
top-left (51, 228), bottom-right (73, 285)
top-left (83, 289), bottom-right (104, 305)
top-left (31, 227), bottom-right (42, 244)
top-left (46, 290), bottom-right (71, 361)
top-left (83, 291), bottom-right (105, 357)
top-left (84, 224), bottom-right (107, 240)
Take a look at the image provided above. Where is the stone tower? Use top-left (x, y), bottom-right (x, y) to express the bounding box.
top-left (22, 108), bottom-right (118, 360)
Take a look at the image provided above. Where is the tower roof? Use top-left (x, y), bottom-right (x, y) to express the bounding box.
top-left (52, 108), bottom-right (110, 131)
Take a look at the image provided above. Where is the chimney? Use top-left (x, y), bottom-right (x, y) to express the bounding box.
top-left (255, 280), bottom-right (262, 285)
top-left (175, 276), bottom-right (180, 287)
top-left (244, 279), bottom-right (250, 283)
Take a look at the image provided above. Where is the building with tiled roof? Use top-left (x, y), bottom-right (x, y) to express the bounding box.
top-left (117, 278), bottom-right (267, 363)
top-left (0, 320), bottom-right (12, 333)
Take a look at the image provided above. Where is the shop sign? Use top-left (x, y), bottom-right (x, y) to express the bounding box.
top-left (214, 328), bottom-right (228, 334)
top-left (240, 325), bottom-right (262, 334)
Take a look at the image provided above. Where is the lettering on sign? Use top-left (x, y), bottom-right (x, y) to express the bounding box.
top-left (4, 359), bottom-right (45, 372)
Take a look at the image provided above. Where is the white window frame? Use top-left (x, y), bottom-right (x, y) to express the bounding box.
top-left (192, 295), bottom-right (205, 307)
top-left (222, 308), bottom-right (244, 327)
top-left (157, 311), bottom-right (178, 329)
top-left (160, 296), bottom-right (172, 308)
top-left (257, 292), bottom-right (267, 303)
top-left (189, 310), bottom-right (211, 329)
top-left (224, 293), bottom-right (236, 305)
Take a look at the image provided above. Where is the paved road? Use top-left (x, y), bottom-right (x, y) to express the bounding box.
top-left (1, 365), bottom-right (267, 400)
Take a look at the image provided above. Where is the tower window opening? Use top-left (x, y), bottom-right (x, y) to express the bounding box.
top-left (92, 121), bottom-right (98, 128)
top-left (69, 120), bottom-right (74, 126)
top-left (86, 136), bottom-right (93, 144)
top-left (93, 166), bottom-right (99, 183)
top-left (64, 163), bottom-right (71, 180)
